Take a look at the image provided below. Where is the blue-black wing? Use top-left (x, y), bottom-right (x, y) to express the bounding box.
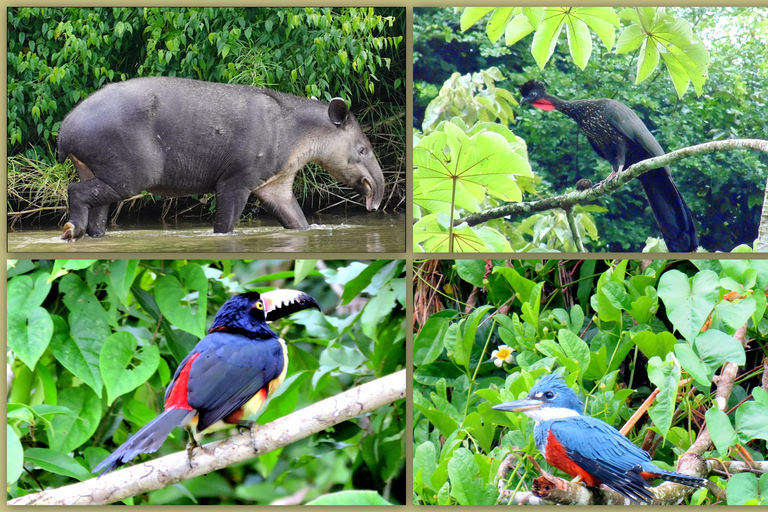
top-left (548, 417), bottom-right (655, 503)
top-left (184, 332), bottom-right (284, 432)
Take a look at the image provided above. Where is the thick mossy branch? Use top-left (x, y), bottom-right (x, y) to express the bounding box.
top-left (7, 370), bottom-right (406, 506)
top-left (457, 138), bottom-right (768, 234)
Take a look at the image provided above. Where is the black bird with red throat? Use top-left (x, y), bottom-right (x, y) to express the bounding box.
top-left (519, 80), bottom-right (698, 252)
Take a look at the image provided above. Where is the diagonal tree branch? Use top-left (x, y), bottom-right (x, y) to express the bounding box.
top-left (457, 139), bottom-right (768, 239)
top-left (7, 370), bottom-right (406, 506)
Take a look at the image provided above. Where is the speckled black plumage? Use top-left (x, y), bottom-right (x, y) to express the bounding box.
top-left (520, 80), bottom-right (698, 252)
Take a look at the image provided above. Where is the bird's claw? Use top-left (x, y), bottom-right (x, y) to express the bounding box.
top-left (236, 420), bottom-right (259, 452)
top-left (185, 426), bottom-right (202, 469)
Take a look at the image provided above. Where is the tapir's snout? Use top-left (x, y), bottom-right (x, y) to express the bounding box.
top-left (361, 164), bottom-right (385, 211)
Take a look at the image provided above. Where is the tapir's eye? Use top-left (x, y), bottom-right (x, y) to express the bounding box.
top-left (543, 391), bottom-right (555, 400)
top-left (358, 147), bottom-right (367, 156)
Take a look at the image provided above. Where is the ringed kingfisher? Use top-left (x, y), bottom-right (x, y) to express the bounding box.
top-left (93, 289), bottom-right (319, 475)
top-left (492, 373), bottom-right (707, 503)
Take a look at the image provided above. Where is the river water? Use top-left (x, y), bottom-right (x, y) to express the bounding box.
top-left (7, 211), bottom-right (405, 253)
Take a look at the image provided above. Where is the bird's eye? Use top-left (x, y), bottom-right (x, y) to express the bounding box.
top-left (544, 391), bottom-right (555, 400)
top-left (254, 301), bottom-right (264, 310)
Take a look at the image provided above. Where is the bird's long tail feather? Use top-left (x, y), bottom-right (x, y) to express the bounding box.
top-left (638, 167), bottom-right (698, 252)
top-left (640, 462), bottom-right (708, 488)
top-left (92, 408), bottom-right (195, 475)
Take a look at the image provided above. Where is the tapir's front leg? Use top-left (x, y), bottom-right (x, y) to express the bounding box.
top-left (214, 181), bottom-right (252, 233)
top-left (253, 174), bottom-right (310, 230)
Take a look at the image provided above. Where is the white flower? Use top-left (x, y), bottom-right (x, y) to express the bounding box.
top-left (491, 345), bottom-right (514, 367)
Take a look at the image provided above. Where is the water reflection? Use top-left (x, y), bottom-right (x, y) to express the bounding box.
top-left (8, 212), bottom-right (405, 253)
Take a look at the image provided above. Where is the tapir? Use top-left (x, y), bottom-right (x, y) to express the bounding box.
top-left (56, 76), bottom-right (386, 240)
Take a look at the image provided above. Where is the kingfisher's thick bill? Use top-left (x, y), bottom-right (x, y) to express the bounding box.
top-left (493, 373), bottom-right (707, 503)
top-left (92, 289), bottom-right (319, 475)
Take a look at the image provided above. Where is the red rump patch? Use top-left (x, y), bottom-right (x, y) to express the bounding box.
top-left (165, 353), bottom-right (200, 410)
top-left (639, 471), bottom-right (660, 480)
top-left (532, 99), bottom-right (557, 111)
top-left (545, 430), bottom-right (601, 487)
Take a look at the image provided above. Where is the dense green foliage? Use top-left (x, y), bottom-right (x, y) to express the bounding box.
top-left (414, 7), bottom-right (768, 252)
top-left (7, 259), bottom-right (406, 504)
top-left (8, 7), bottom-right (405, 227)
top-left (413, 258), bottom-right (768, 505)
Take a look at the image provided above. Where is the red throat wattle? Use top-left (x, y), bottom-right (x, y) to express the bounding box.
top-left (532, 99), bottom-right (556, 111)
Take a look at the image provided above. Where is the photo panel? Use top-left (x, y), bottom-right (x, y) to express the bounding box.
top-left (414, 258), bottom-right (766, 505)
top-left (8, 7), bottom-right (406, 253)
top-left (7, 259), bottom-right (406, 504)
top-left (413, 7), bottom-right (768, 253)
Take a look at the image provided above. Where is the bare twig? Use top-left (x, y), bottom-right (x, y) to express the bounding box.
top-left (7, 370), bottom-right (406, 506)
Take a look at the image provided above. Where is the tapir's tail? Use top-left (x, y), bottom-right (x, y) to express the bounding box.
top-left (92, 408), bottom-right (195, 475)
top-left (640, 462), bottom-right (708, 488)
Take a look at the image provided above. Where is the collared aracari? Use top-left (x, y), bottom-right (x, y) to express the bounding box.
top-left (93, 289), bottom-right (319, 475)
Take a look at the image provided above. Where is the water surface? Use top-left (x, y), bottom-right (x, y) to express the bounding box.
top-left (8, 212), bottom-right (405, 254)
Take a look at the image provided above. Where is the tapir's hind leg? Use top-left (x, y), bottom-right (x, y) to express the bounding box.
top-left (62, 178), bottom-right (123, 241)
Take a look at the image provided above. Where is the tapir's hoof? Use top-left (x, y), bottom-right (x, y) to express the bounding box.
top-left (61, 222), bottom-right (81, 242)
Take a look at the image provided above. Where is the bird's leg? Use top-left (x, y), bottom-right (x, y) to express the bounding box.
top-left (184, 426), bottom-right (201, 469)
top-left (236, 420), bottom-right (259, 452)
top-left (571, 475), bottom-right (583, 484)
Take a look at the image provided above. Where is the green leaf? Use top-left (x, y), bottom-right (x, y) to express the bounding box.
top-left (293, 260), bottom-right (317, 285)
top-left (616, 24), bottom-right (645, 53)
top-left (647, 353), bottom-right (680, 438)
top-left (7, 425), bottom-right (24, 485)
top-left (530, 11), bottom-right (565, 69)
top-left (100, 332), bottom-right (160, 405)
top-left (414, 312), bottom-right (456, 366)
top-left (693, 329), bottom-right (746, 369)
top-left (414, 404), bottom-right (458, 439)
top-left (456, 305), bottom-right (493, 367)
top-left (24, 448), bottom-right (92, 481)
top-left (657, 269), bottom-right (719, 342)
top-left (674, 343), bottom-right (710, 385)
top-left (557, 329), bottom-right (590, 377)
top-left (459, 7), bottom-right (495, 32)
top-left (705, 407), bottom-right (737, 454)
top-left (634, 330), bottom-right (675, 360)
top-left (341, 260), bottom-right (390, 304)
top-left (565, 16), bottom-right (591, 70)
top-left (576, 7), bottom-right (619, 50)
top-left (7, 306), bottom-right (53, 370)
top-left (456, 259), bottom-right (487, 288)
top-left (414, 441), bottom-right (438, 490)
top-left (108, 260), bottom-right (138, 308)
top-left (49, 315), bottom-right (103, 398)
top-left (735, 401), bottom-right (768, 443)
top-left (306, 490), bottom-right (392, 505)
top-left (636, 38), bottom-right (660, 84)
top-left (715, 297), bottom-right (756, 334)
top-left (504, 14), bottom-right (535, 46)
top-left (727, 472), bottom-right (759, 505)
top-left (447, 448), bottom-right (482, 505)
top-left (47, 386), bottom-right (101, 453)
top-left (486, 8), bottom-right (514, 43)
top-left (154, 264), bottom-right (208, 339)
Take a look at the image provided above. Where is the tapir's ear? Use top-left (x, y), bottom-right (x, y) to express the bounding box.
top-left (328, 98), bottom-right (349, 126)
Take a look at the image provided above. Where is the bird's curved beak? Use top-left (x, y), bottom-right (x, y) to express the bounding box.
top-left (492, 397), bottom-right (543, 412)
top-left (260, 289), bottom-right (320, 322)
top-left (519, 95), bottom-right (533, 106)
